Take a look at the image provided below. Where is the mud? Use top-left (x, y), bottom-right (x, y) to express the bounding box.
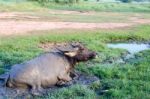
top-left (106, 43), bottom-right (150, 63)
top-left (108, 43), bottom-right (150, 58)
top-left (0, 71), bottom-right (99, 99)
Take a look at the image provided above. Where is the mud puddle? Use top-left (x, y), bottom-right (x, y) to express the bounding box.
top-left (107, 43), bottom-right (150, 59)
top-left (0, 71), bottom-right (99, 99)
top-left (107, 43), bottom-right (150, 54)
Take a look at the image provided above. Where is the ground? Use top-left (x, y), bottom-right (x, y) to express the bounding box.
top-left (0, 3), bottom-right (150, 99)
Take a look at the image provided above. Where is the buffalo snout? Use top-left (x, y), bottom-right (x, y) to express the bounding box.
top-left (74, 49), bottom-right (96, 62)
top-left (88, 51), bottom-right (97, 59)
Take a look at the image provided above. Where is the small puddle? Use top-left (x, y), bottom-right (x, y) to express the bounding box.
top-left (107, 43), bottom-right (150, 54)
top-left (107, 43), bottom-right (150, 60)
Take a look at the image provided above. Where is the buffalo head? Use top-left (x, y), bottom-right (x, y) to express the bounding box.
top-left (57, 43), bottom-right (96, 62)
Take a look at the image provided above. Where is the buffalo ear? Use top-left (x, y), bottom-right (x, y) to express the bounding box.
top-left (56, 45), bottom-right (79, 57)
top-left (64, 51), bottom-right (78, 57)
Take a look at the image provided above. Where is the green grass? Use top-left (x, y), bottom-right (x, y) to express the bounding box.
top-left (10, 10), bottom-right (149, 23)
top-left (27, 11), bottom-right (134, 23)
top-left (37, 85), bottom-right (98, 99)
top-left (44, 2), bottom-right (150, 12)
top-left (78, 50), bottom-right (150, 95)
top-left (0, 25), bottom-right (150, 98)
top-left (0, 25), bottom-right (150, 68)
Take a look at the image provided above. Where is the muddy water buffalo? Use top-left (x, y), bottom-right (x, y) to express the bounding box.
top-left (4, 43), bottom-right (96, 94)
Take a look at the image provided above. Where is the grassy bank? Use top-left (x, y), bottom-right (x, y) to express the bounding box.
top-left (0, 25), bottom-right (150, 98)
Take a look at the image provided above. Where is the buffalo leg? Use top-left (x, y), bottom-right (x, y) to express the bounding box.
top-left (56, 80), bottom-right (66, 86)
top-left (31, 85), bottom-right (42, 96)
top-left (58, 72), bottom-right (72, 82)
top-left (58, 69), bottom-right (72, 81)
top-left (70, 70), bottom-right (78, 80)
top-left (57, 72), bottom-right (72, 86)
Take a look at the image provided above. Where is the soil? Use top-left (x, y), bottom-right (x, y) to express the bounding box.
top-left (129, 17), bottom-right (150, 24)
top-left (0, 20), bottom-right (132, 36)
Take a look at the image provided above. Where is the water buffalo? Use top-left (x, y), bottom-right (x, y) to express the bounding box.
top-left (2, 43), bottom-right (96, 94)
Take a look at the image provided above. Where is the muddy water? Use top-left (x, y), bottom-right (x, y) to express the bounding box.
top-left (107, 43), bottom-right (150, 54)
top-left (107, 43), bottom-right (150, 60)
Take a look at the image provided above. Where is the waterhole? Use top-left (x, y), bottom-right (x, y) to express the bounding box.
top-left (107, 43), bottom-right (150, 60)
top-left (107, 43), bottom-right (150, 54)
